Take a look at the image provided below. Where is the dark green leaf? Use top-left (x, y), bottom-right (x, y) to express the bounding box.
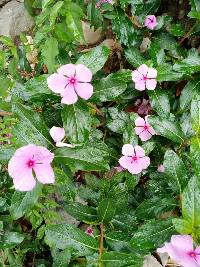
top-left (41, 37), bottom-right (59, 73)
top-left (0, 232), bottom-right (25, 249)
top-left (148, 88), bottom-right (170, 117)
top-left (97, 198), bottom-right (116, 223)
top-left (180, 78), bottom-right (200, 110)
top-left (191, 95), bottom-right (200, 133)
top-left (101, 252), bottom-right (142, 267)
top-left (125, 48), bottom-right (145, 68)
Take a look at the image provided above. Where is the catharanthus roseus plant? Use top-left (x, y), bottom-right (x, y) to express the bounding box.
top-left (0, 0), bottom-right (200, 266)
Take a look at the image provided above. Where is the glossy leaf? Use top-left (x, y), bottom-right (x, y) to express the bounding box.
top-left (180, 78), bottom-right (200, 110)
top-left (41, 37), bottom-right (59, 73)
top-left (97, 198), bottom-right (116, 223)
top-left (101, 252), bottom-right (142, 267)
top-left (148, 89), bottom-right (170, 117)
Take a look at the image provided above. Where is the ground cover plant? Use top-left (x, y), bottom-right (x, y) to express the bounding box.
top-left (0, 0), bottom-right (200, 266)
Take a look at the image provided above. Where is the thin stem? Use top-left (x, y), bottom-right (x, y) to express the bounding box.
top-left (98, 223), bottom-right (104, 267)
top-left (179, 22), bottom-right (198, 45)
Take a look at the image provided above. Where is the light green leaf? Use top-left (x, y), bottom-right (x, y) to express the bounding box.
top-left (157, 64), bottom-right (183, 81)
top-left (191, 95), bottom-right (200, 133)
top-left (50, 1), bottom-right (63, 25)
top-left (41, 37), bottom-right (58, 73)
top-left (125, 48), bottom-right (145, 68)
top-left (0, 232), bottom-right (25, 249)
top-left (148, 89), bottom-right (170, 117)
top-left (76, 45), bottom-right (110, 74)
top-left (97, 198), bottom-right (116, 223)
top-left (101, 252), bottom-right (142, 267)
top-left (180, 78), bottom-right (200, 110)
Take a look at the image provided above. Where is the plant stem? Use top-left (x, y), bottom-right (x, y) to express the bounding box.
top-left (98, 223), bottom-right (104, 267)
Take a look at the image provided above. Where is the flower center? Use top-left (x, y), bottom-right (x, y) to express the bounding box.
top-left (132, 155), bottom-right (138, 161)
top-left (87, 228), bottom-right (93, 234)
top-left (144, 124), bottom-right (149, 130)
top-left (69, 77), bottom-right (77, 85)
top-left (143, 76), bottom-right (148, 81)
top-left (188, 251), bottom-right (197, 258)
top-left (27, 159), bottom-right (35, 168)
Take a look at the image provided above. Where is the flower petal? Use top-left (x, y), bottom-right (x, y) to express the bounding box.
top-left (138, 156), bottom-right (150, 169)
top-left (50, 126), bottom-right (65, 143)
top-left (132, 70), bottom-right (143, 82)
top-left (135, 126), bottom-right (144, 136)
top-left (75, 64), bottom-right (92, 82)
top-left (34, 164), bottom-right (55, 184)
top-left (75, 82), bottom-right (93, 100)
top-left (138, 64), bottom-right (148, 76)
top-left (147, 67), bottom-right (157, 78)
top-left (56, 142), bottom-right (74, 148)
top-left (47, 73), bottom-right (67, 94)
top-left (119, 156), bottom-right (132, 169)
top-left (171, 235), bottom-right (193, 252)
top-left (122, 144), bottom-right (134, 156)
top-left (148, 126), bottom-right (156, 135)
top-left (134, 145), bottom-right (145, 157)
top-left (61, 85), bottom-right (78, 105)
top-left (135, 80), bottom-right (146, 91)
top-left (135, 117), bottom-right (145, 127)
top-left (57, 64), bottom-right (76, 77)
top-left (34, 146), bottom-right (54, 164)
top-left (139, 130), bottom-right (152, 141)
top-left (13, 169), bottom-right (36, 191)
top-left (146, 79), bottom-right (157, 90)
top-left (127, 161), bottom-right (143, 174)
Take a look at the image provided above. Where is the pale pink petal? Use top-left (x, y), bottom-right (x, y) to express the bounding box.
top-left (57, 64), bottom-right (75, 77)
top-left (122, 144), bottom-right (135, 156)
top-left (134, 145), bottom-right (145, 157)
top-left (13, 169), bottom-right (36, 191)
top-left (157, 246), bottom-right (167, 254)
top-left (135, 80), bottom-right (146, 91)
top-left (195, 247), bottom-right (200, 254)
top-left (135, 126), bottom-right (144, 135)
top-left (147, 67), bottom-right (157, 78)
top-left (131, 70), bottom-right (143, 82)
top-left (47, 74), bottom-right (67, 94)
top-left (127, 161), bottom-right (143, 174)
top-left (148, 126), bottom-right (156, 135)
top-left (195, 254), bottom-right (200, 265)
top-left (75, 64), bottom-right (92, 82)
top-left (75, 82), bottom-right (93, 100)
top-left (61, 85), bottom-right (78, 105)
top-left (138, 156), bottom-right (150, 169)
top-left (139, 130), bottom-right (152, 141)
top-left (34, 146), bottom-right (54, 164)
top-left (146, 79), bottom-right (157, 90)
top-left (50, 126), bottom-right (65, 143)
top-left (118, 156), bottom-right (132, 169)
top-left (34, 164), bottom-right (55, 184)
top-left (13, 144), bottom-right (36, 158)
top-left (171, 235), bottom-right (193, 252)
top-left (157, 165), bottom-right (165, 172)
top-left (8, 155), bottom-right (27, 177)
top-left (145, 15), bottom-right (157, 30)
top-left (135, 117), bottom-right (145, 127)
top-left (138, 64), bottom-right (148, 76)
top-left (56, 142), bottom-right (74, 148)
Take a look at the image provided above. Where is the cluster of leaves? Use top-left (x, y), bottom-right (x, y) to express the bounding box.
top-left (0, 0), bottom-right (200, 266)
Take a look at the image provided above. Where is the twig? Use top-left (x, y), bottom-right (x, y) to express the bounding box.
top-left (87, 103), bottom-right (104, 116)
top-left (0, 112), bottom-right (13, 117)
top-left (98, 224), bottom-right (104, 267)
top-left (178, 22), bottom-right (198, 45)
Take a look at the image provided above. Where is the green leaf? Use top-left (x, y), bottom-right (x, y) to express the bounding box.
top-left (61, 102), bottom-right (92, 144)
top-left (180, 78), bottom-right (200, 110)
top-left (64, 203), bottom-right (98, 224)
top-left (0, 232), bottom-right (25, 249)
top-left (148, 89), bottom-right (170, 117)
top-left (157, 64), bottom-right (183, 81)
top-left (125, 48), bottom-right (145, 68)
top-left (41, 37), bottom-right (59, 73)
top-left (52, 248), bottom-right (71, 267)
top-left (76, 45), bottom-right (110, 74)
top-left (55, 141), bottom-right (110, 171)
top-left (92, 72), bottom-right (127, 102)
top-left (105, 231), bottom-right (133, 253)
top-left (12, 103), bottom-right (52, 147)
top-left (148, 116), bottom-right (185, 143)
top-left (172, 218), bottom-right (192, 234)
top-left (191, 95), bottom-right (200, 133)
top-left (190, 137), bottom-right (200, 177)
top-left (50, 1), bottom-right (64, 26)
top-left (10, 183), bottom-right (42, 220)
top-left (173, 49), bottom-right (200, 75)
top-left (97, 198), bottom-right (116, 223)
top-left (107, 107), bottom-right (130, 134)
top-left (101, 252), bottom-right (142, 267)
top-left (182, 176), bottom-right (200, 230)
top-left (0, 147), bottom-right (15, 161)
top-left (45, 224), bottom-right (98, 256)
top-left (131, 219), bottom-right (175, 252)
top-left (131, 0), bottom-right (160, 16)
top-left (163, 150), bottom-right (189, 194)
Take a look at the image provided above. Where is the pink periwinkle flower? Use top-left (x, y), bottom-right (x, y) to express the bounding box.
top-left (47, 64), bottom-right (93, 105)
top-left (157, 164), bottom-right (165, 172)
top-left (85, 227), bottom-right (94, 237)
top-left (119, 144), bottom-right (150, 174)
top-left (145, 15), bottom-right (157, 30)
top-left (49, 126), bottom-right (74, 148)
top-left (132, 64), bottom-right (157, 91)
top-left (157, 235), bottom-right (200, 267)
top-left (8, 144), bottom-right (55, 192)
top-left (135, 116), bottom-right (156, 141)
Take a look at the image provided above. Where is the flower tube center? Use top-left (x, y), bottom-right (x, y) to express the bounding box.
top-left (188, 251), bottom-right (197, 258)
top-left (143, 76), bottom-right (148, 81)
top-left (144, 124), bottom-right (149, 130)
top-left (68, 76), bottom-right (77, 85)
top-left (132, 155), bottom-right (138, 161)
top-left (27, 159), bottom-right (35, 168)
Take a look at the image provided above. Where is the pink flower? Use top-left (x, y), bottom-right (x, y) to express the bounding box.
top-left (8, 144), bottom-right (55, 191)
top-left (114, 165), bottom-right (125, 172)
top-left (157, 235), bottom-right (200, 267)
top-left (157, 164), bottom-right (165, 172)
top-left (144, 15), bottom-right (157, 30)
top-left (49, 126), bottom-right (74, 148)
top-left (119, 144), bottom-right (150, 174)
top-left (135, 116), bottom-right (156, 141)
top-left (47, 64), bottom-right (93, 105)
top-left (132, 64), bottom-right (157, 91)
top-left (85, 227), bottom-right (94, 237)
